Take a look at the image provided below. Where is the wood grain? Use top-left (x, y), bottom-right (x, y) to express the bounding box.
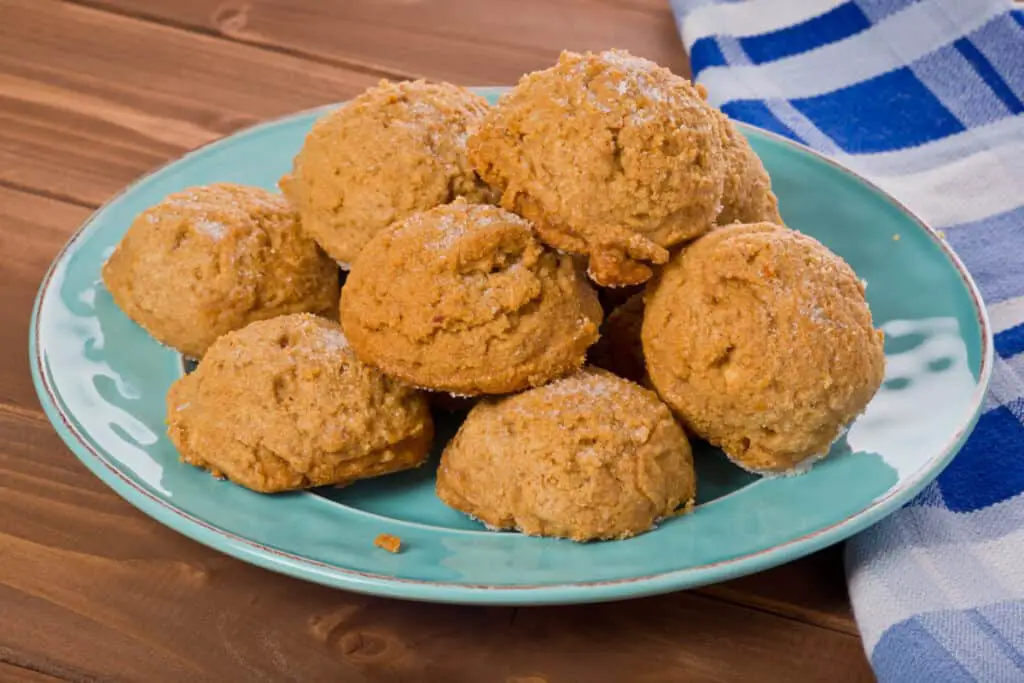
top-left (0, 188), bottom-right (90, 411)
top-left (0, 404), bottom-right (872, 683)
top-left (704, 545), bottom-right (858, 635)
top-left (0, 663), bottom-right (66, 683)
top-left (77, 0), bottom-right (691, 83)
top-left (0, 0), bottom-right (379, 207)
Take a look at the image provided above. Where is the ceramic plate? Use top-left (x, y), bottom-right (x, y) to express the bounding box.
top-left (30, 88), bottom-right (993, 605)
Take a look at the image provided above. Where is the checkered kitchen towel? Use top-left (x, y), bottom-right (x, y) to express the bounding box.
top-left (669, 0), bottom-right (1024, 680)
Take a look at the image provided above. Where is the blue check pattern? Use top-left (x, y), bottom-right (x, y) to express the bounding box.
top-left (669, 1), bottom-right (1024, 680)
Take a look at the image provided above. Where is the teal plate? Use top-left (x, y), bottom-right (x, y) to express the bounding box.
top-left (30, 88), bottom-right (993, 605)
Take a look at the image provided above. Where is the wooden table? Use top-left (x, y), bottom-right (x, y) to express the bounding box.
top-left (0, 1), bottom-right (876, 680)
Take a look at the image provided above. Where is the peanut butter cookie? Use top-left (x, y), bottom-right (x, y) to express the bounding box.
top-left (642, 223), bottom-right (885, 474)
top-left (714, 111), bottom-right (783, 226)
top-left (340, 200), bottom-right (603, 396)
top-left (469, 49), bottom-right (725, 287)
top-left (589, 292), bottom-right (647, 384)
top-left (167, 314), bottom-right (433, 493)
top-left (280, 80), bottom-right (496, 266)
top-left (102, 183), bottom-right (339, 358)
top-left (436, 368), bottom-right (696, 541)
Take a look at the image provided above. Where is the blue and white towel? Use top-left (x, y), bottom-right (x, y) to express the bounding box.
top-left (668, 0), bottom-right (1024, 680)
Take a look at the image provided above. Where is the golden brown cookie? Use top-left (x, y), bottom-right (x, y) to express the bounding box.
top-left (340, 200), bottom-right (603, 396)
top-left (280, 80), bottom-right (496, 266)
top-left (436, 368), bottom-right (696, 541)
top-left (167, 314), bottom-right (433, 493)
top-left (714, 111), bottom-right (783, 226)
top-left (589, 292), bottom-right (646, 384)
top-left (642, 223), bottom-right (885, 475)
top-left (102, 183), bottom-right (339, 359)
top-left (468, 49), bottom-right (725, 287)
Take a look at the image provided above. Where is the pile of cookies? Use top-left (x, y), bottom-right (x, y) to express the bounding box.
top-left (102, 49), bottom-right (885, 543)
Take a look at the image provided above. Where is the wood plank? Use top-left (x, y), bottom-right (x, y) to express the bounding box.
top-left (0, 406), bottom-right (872, 683)
top-left (613, 0), bottom-right (681, 13)
top-left (706, 545), bottom-right (858, 635)
top-left (0, 663), bottom-right (67, 683)
top-left (0, 0), bottom-right (381, 207)
top-left (0, 187), bottom-right (91, 411)
top-left (78, 0), bottom-right (691, 83)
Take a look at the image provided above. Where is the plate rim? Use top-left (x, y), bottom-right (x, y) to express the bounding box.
top-left (28, 89), bottom-right (995, 605)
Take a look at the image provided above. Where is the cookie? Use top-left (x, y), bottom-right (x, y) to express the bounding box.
top-left (642, 223), bottom-right (885, 474)
top-left (167, 314), bottom-right (433, 492)
top-left (714, 111), bottom-right (783, 226)
top-left (280, 80), bottom-right (497, 266)
top-left (589, 292), bottom-right (647, 384)
top-left (436, 368), bottom-right (696, 541)
top-left (340, 200), bottom-right (603, 396)
top-left (469, 49), bottom-right (725, 287)
top-left (102, 183), bottom-right (339, 358)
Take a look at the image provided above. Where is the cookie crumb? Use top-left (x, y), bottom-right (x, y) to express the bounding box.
top-left (892, 233), bottom-right (901, 241)
top-left (374, 533), bottom-right (402, 553)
